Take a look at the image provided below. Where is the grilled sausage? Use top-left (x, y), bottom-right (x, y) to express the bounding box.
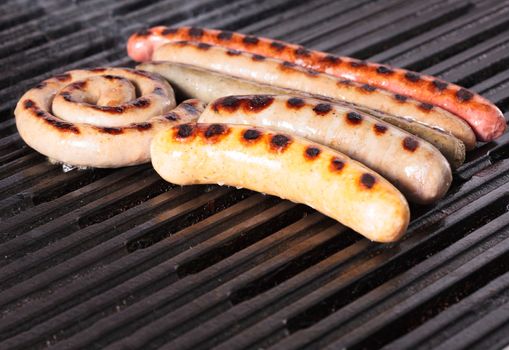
top-left (128, 26), bottom-right (505, 142)
top-left (138, 61), bottom-right (466, 168)
top-left (199, 95), bottom-right (452, 204)
top-left (15, 67), bottom-right (205, 168)
top-left (151, 41), bottom-right (477, 150)
top-left (151, 123), bottom-right (410, 242)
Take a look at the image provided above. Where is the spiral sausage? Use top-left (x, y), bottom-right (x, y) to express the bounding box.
top-left (15, 67), bottom-right (205, 168)
top-left (127, 26), bottom-right (505, 142)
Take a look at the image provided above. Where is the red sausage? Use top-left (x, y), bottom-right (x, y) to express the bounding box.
top-left (127, 26), bottom-right (506, 142)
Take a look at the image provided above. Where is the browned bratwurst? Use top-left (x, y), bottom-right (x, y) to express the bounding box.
top-left (15, 67), bottom-right (205, 168)
top-left (199, 95), bottom-right (452, 204)
top-left (151, 123), bottom-right (410, 242)
top-left (127, 26), bottom-right (506, 142)
top-left (151, 41), bottom-right (477, 151)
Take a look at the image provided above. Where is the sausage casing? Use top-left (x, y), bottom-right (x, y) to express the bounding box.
top-left (128, 26), bottom-right (505, 142)
top-left (152, 41), bottom-right (477, 150)
top-left (151, 123), bottom-right (410, 242)
top-left (199, 95), bottom-right (452, 204)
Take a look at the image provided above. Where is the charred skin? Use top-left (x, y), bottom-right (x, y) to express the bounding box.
top-left (151, 123), bottom-right (410, 242)
top-left (138, 61), bottom-right (466, 169)
top-left (127, 26), bottom-right (506, 142)
top-left (200, 95), bottom-right (452, 204)
top-left (15, 67), bottom-right (205, 168)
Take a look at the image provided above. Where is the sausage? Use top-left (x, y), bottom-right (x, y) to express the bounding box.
top-left (138, 61), bottom-right (466, 168)
top-left (150, 41), bottom-right (477, 150)
top-left (127, 26), bottom-right (505, 142)
top-left (151, 123), bottom-right (410, 242)
top-left (15, 67), bottom-right (205, 168)
top-left (199, 95), bottom-right (452, 204)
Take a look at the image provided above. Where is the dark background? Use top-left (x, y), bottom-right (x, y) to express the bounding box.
top-left (0, 0), bottom-right (509, 349)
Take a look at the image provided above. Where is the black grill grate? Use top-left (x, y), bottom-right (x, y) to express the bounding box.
top-left (1, 0), bottom-right (509, 349)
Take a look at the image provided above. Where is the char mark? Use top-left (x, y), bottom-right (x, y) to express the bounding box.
top-left (456, 88), bottom-right (474, 102)
top-left (54, 73), bottom-right (71, 82)
top-left (360, 173), bottom-right (376, 189)
top-left (188, 27), bottom-right (204, 37)
top-left (270, 41), bottom-right (286, 51)
top-left (305, 146), bottom-right (321, 159)
top-left (243, 129), bottom-right (261, 142)
top-left (204, 124), bottom-right (227, 138)
top-left (313, 103), bottom-right (332, 115)
top-left (270, 134), bottom-right (292, 152)
top-left (330, 158), bottom-right (345, 172)
top-left (374, 123), bottom-right (387, 135)
top-left (243, 35), bottom-right (259, 44)
top-left (217, 31), bottom-right (233, 40)
top-left (403, 137), bottom-right (419, 152)
top-left (346, 111), bottom-right (362, 125)
top-left (376, 66), bottom-right (394, 74)
top-left (404, 72), bottom-right (421, 82)
top-left (162, 27), bottom-right (178, 35)
top-left (213, 96), bottom-right (240, 112)
top-left (176, 124), bottom-right (195, 138)
top-left (287, 97), bottom-right (305, 109)
top-left (245, 95), bottom-right (274, 112)
top-left (432, 80), bottom-right (448, 91)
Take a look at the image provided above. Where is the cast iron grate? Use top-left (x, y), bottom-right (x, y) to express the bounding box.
top-left (0, 0), bottom-right (509, 349)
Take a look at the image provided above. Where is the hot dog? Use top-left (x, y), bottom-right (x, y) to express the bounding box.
top-left (127, 26), bottom-right (505, 142)
top-left (199, 95), bottom-right (452, 204)
top-left (15, 67), bottom-right (205, 168)
top-left (151, 123), bottom-right (410, 242)
top-left (149, 41), bottom-right (477, 150)
top-left (138, 61), bottom-right (466, 169)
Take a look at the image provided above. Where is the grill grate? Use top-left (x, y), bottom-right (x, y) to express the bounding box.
top-left (1, 0), bottom-right (509, 349)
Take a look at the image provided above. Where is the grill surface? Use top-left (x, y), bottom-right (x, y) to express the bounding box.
top-left (1, 0), bottom-right (509, 349)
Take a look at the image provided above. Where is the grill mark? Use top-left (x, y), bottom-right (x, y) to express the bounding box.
top-left (181, 102), bottom-right (200, 115)
top-left (281, 61), bottom-right (297, 69)
top-left (132, 98), bottom-right (151, 108)
top-left (339, 79), bottom-right (352, 86)
top-left (162, 28), bottom-right (178, 35)
top-left (242, 129), bottom-right (261, 143)
top-left (329, 158), bottom-right (345, 172)
top-left (456, 88), bottom-right (474, 102)
top-left (213, 96), bottom-right (240, 112)
top-left (197, 43), bottom-right (212, 50)
top-left (28, 102), bottom-right (80, 134)
top-left (376, 66), bottom-right (394, 75)
top-left (188, 27), bottom-right (204, 37)
top-left (432, 80), bottom-right (448, 91)
top-left (374, 124), bottom-right (387, 135)
top-left (227, 49), bottom-right (241, 56)
top-left (360, 173), bottom-right (376, 189)
top-left (270, 41), bottom-right (286, 51)
top-left (313, 103), bottom-right (332, 115)
top-left (361, 84), bottom-right (376, 92)
top-left (295, 47), bottom-right (311, 57)
top-left (287, 97), bottom-right (305, 109)
top-left (204, 124), bottom-right (228, 141)
top-left (92, 105), bottom-right (125, 113)
top-left (217, 31), bottom-right (233, 40)
top-left (244, 95), bottom-right (274, 112)
top-left (305, 146), bottom-right (321, 160)
top-left (164, 112), bottom-right (180, 121)
top-left (98, 127), bottom-right (123, 135)
top-left (135, 122), bottom-right (152, 131)
top-left (349, 60), bottom-right (367, 68)
top-left (419, 102), bottom-right (434, 111)
top-left (404, 72), bottom-right (421, 82)
top-left (346, 111), bottom-right (362, 125)
top-left (90, 67), bottom-right (107, 73)
top-left (394, 94), bottom-right (408, 102)
top-left (252, 54), bottom-right (266, 61)
top-left (321, 55), bottom-right (341, 65)
top-left (403, 137), bottom-right (419, 152)
top-left (306, 68), bottom-right (319, 76)
top-left (270, 134), bottom-right (292, 152)
top-left (243, 35), bottom-right (259, 44)
top-left (176, 124), bottom-right (195, 139)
